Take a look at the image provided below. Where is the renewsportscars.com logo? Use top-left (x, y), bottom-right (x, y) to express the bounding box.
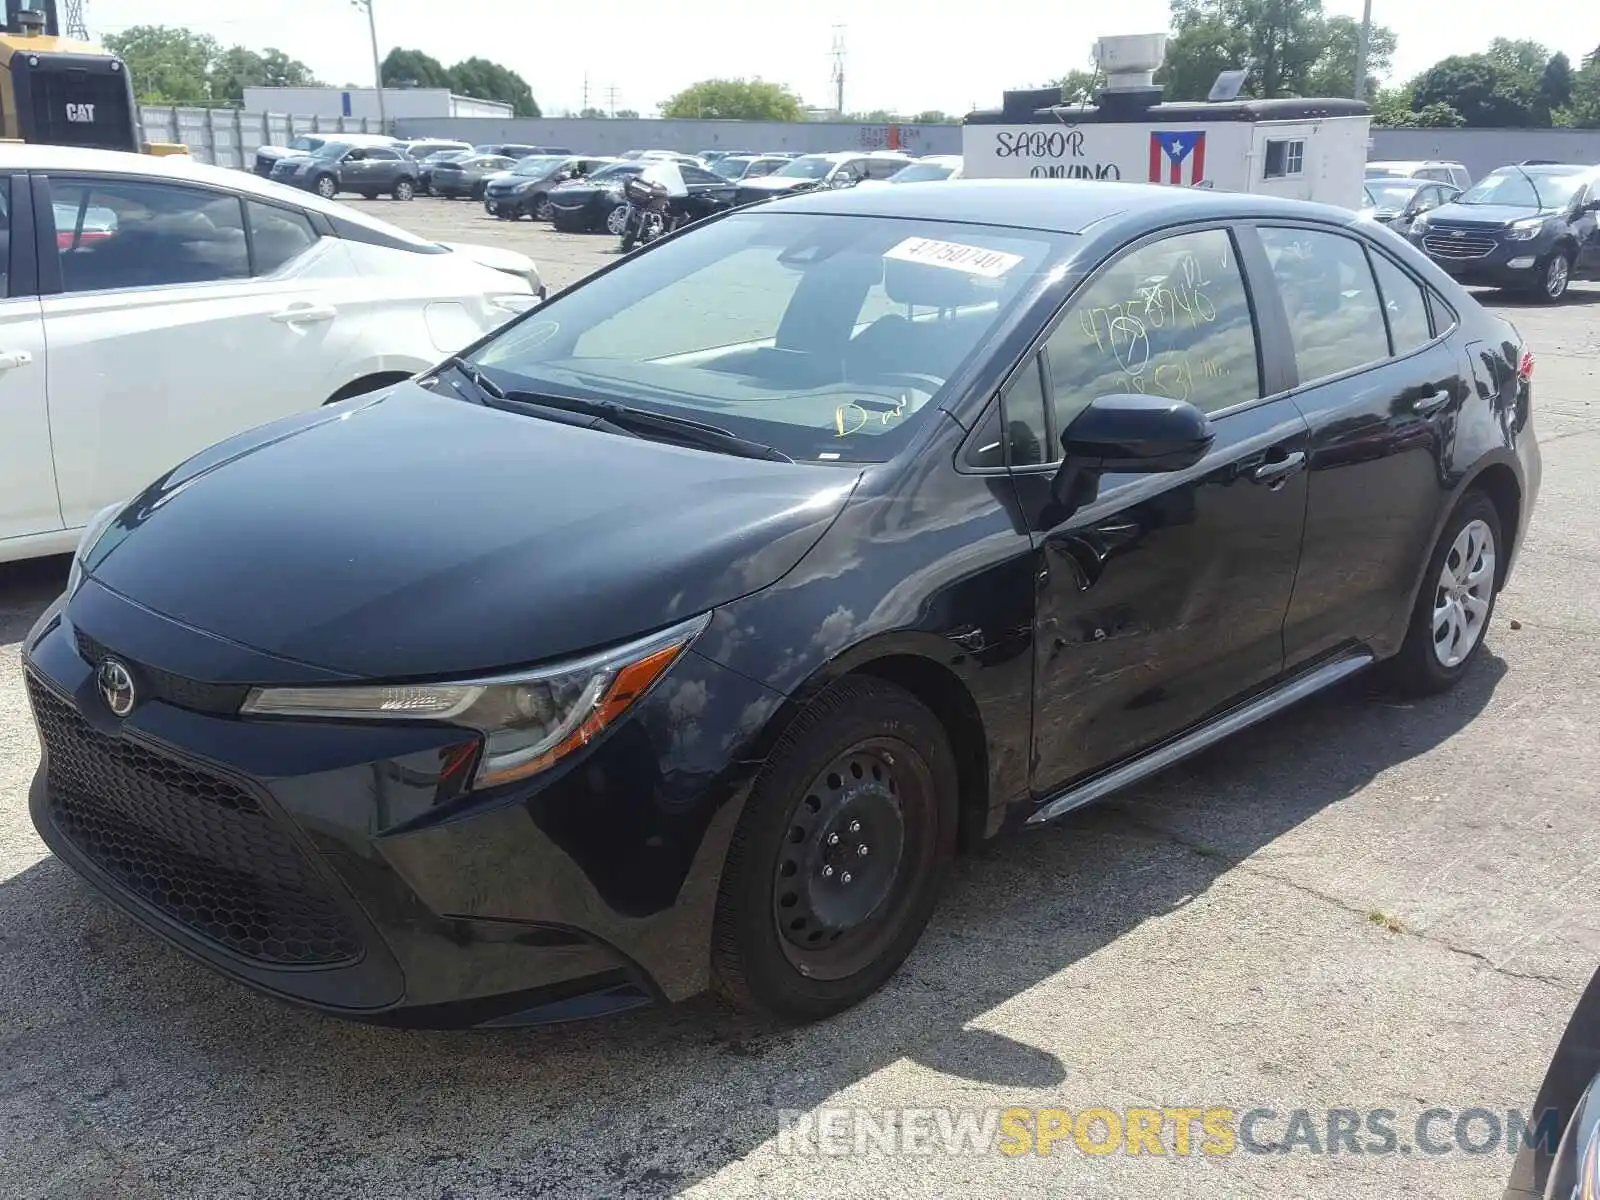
top-left (775, 1105), bottom-right (1564, 1158)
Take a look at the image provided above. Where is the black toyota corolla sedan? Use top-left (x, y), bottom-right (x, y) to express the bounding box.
top-left (25, 181), bottom-right (1540, 1030)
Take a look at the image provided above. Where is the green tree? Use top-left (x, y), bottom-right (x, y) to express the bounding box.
top-left (851, 109), bottom-right (897, 122)
top-left (448, 56), bottom-right (539, 117)
top-left (660, 79), bottom-right (804, 121)
top-left (1540, 52), bottom-right (1574, 114)
top-left (1411, 54), bottom-right (1540, 126)
top-left (578, 107), bottom-right (608, 119)
top-left (1564, 58), bottom-right (1600, 127)
top-left (1409, 101), bottom-right (1467, 128)
top-left (1160, 0), bottom-right (1396, 100)
top-left (1054, 69), bottom-right (1100, 103)
top-left (210, 45), bottom-right (318, 105)
top-left (380, 47), bottom-right (450, 90)
top-left (1486, 38), bottom-right (1549, 79)
top-left (104, 25), bottom-right (219, 105)
top-left (911, 110), bottom-right (957, 123)
top-left (615, 108), bottom-right (640, 119)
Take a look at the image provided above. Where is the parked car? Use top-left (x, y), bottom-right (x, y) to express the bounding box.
top-left (711, 154), bottom-right (790, 181)
top-left (732, 151), bottom-right (913, 206)
top-left (0, 143), bottom-right (543, 564)
top-left (546, 161), bottom-right (649, 233)
top-left (252, 132), bottom-right (400, 178)
top-left (698, 149), bottom-right (755, 164)
top-left (1359, 176), bottom-right (1459, 236)
top-left (22, 180), bottom-right (1538, 1029)
top-left (1408, 163), bottom-right (1600, 301)
top-left (882, 154), bottom-right (965, 183)
top-left (484, 155), bottom-right (618, 220)
top-left (400, 138), bottom-right (472, 161)
top-left (474, 143), bottom-right (565, 159)
top-left (415, 149), bottom-right (473, 196)
top-left (1366, 159), bottom-right (1473, 191)
top-left (269, 141), bottom-right (420, 200)
top-left (430, 154), bottom-right (517, 200)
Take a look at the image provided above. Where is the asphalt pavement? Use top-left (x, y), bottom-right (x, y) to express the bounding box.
top-left (0, 200), bottom-right (1596, 1199)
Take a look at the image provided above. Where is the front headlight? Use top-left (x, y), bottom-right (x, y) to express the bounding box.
top-left (66, 502), bottom-right (124, 596)
top-left (1506, 218), bottom-right (1548, 241)
top-left (1410, 214), bottom-right (1431, 234)
top-left (241, 613), bottom-right (709, 787)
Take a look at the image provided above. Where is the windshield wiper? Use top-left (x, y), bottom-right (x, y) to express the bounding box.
top-left (433, 356), bottom-right (503, 404)
top-left (479, 384), bottom-right (794, 463)
top-left (1512, 165), bottom-right (1546, 209)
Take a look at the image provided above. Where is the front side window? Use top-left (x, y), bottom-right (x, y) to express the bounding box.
top-left (50, 179), bottom-right (247, 292)
top-left (1259, 227), bottom-right (1388, 385)
top-left (473, 212), bottom-right (1067, 463)
top-left (1044, 228), bottom-right (1261, 430)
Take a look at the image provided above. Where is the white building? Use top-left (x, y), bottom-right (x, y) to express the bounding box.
top-left (242, 87), bottom-right (513, 121)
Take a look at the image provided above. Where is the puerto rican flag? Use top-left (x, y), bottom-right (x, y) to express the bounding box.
top-left (1150, 131), bottom-right (1207, 186)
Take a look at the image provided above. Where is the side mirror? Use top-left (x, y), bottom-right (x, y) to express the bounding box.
top-left (1062, 394), bottom-right (1214, 472)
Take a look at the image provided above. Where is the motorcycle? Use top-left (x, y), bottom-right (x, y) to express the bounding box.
top-left (619, 163), bottom-right (690, 252)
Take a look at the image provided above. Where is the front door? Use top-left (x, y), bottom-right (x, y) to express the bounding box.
top-left (41, 176), bottom-right (352, 528)
top-left (1018, 226), bottom-right (1311, 796)
top-left (1252, 225), bottom-right (1465, 667)
top-left (1572, 185), bottom-right (1600, 278)
top-left (0, 173), bottom-right (59, 545)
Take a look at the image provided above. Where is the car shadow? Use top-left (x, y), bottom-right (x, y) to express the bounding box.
top-left (1470, 284), bottom-right (1600, 308)
top-left (0, 569), bottom-right (1509, 1192)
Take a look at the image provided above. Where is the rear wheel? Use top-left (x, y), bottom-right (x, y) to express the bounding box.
top-left (604, 203), bottom-right (630, 236)
top-left (1385, 490), bottom-right (1503, 696)
top-left (393, 178), bottom-right (416, 201)
top-left (712, 677), bottom-right (957, 1023)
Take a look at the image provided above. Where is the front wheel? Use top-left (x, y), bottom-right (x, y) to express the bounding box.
top-left (534, 195), bottom-right (554, 221)
top-left (313, 175), bottom-right (338, 200)
top-left (1531, 249), bottom-right (1572, 303)
top-left (712, 676), bottom-right (958, 1023)
top-left (604, 203), bottom-right (631, 236)
top-left (393, 179), bottom-right (416, 201)
top-left (1384, 489), bottom-right (1503, 696)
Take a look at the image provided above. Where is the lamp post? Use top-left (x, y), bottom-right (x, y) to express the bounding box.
top-left (1354, 0), bottom-right (1373, 102)
top-left (351, 0), bottom-right (388, 132)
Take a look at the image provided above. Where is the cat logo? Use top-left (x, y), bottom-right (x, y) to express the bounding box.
top-left (65, 103), bottom-right (96, 124)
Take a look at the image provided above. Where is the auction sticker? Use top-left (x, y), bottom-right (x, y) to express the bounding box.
top-left (884, 237), bottom-right (1024, 278)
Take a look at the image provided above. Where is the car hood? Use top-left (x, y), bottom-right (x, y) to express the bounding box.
top-left (86, 384), bottom-right (859, 679)
top-left (1427, 202), bottom-right (1550, 227)
top-left (436, 242), bottom-right (540, 288)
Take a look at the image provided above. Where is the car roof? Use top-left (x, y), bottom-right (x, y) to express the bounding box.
top-left (761, 178), bottom-right (1365, 235)
top-left (1483, 162), bottom-right (1595, 176)
top-left (0, 143), bottom-right (440, 243)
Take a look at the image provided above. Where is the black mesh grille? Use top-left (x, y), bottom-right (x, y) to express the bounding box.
top-left (28, 674), bottom-right (361, 966)
top-left (73, 628), bottom-right (248, 717)
top-left (20, 65), bottom-right (137, 151)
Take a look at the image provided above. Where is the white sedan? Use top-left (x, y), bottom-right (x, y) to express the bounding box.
top-left (0, 144), bottom-right (543, 563)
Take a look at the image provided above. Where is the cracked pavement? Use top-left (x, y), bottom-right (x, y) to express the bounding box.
top-left (0, 211), bottom-right (1597, 1199)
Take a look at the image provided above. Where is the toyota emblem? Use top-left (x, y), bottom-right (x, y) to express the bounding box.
top-left (96, 658), bottom-right (136, 717)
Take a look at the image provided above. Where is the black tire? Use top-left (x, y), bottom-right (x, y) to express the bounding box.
top-left (313, 175), bottom-right (338, 200)
top-left (534, 194), bottom-right (553, 221)
top-left (712, 676), bottom-right (958, 1023)
top-left (393, 178), bottom-right (416, 201)
top-left (620, 229), bottom-right (637, 251)
top-left (1530, 247), bottom-right (1572, 303)
top-left (1384, 489), bottom-right (1503, 697)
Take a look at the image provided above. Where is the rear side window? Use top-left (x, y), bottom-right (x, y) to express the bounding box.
top-left (1369, 253), bottom-right (1432, 356)
top-left (1258, 227), bottom-right (1388, 385)
top-left (1045, 227), bottom-right (1262, 426)
top-left (49, 178), bottom-right (247, 292)
top-left (247, 201), bottom-right (319, 274)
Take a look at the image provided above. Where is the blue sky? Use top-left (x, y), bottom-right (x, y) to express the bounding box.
top-left (89, 0), bottom-right (1594, 117)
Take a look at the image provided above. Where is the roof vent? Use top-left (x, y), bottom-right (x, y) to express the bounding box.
top-left (1094, 34), bottom-right (1168, 91)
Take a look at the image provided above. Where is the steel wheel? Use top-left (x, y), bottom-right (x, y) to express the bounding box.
top-left (604, 204), bottom-right (630, 235)
top-left (1432, 517), bottom-right (1496, 668)
top-left (1545, 252), bottom-right (1570, 300)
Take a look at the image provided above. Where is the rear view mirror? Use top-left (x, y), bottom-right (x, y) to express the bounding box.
top-left (1062, 394), bottom-right (1213, 472)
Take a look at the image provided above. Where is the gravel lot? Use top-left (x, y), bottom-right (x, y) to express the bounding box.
top-left (2, 197), bottom-right (1598, 1200)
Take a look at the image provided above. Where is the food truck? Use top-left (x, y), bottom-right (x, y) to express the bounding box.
top-left (962, 33), bottom-right (1372, 209)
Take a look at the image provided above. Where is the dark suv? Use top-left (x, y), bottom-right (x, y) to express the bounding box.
top-left (269, 142), bottom-right (419, 201)
top-left (1409, 163), bottom-right (1600, 301)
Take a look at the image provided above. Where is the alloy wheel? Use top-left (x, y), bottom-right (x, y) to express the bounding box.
top-left (536, 197), bottom-right (554, 220)
top-left (1546, 253), bottom-right (1570, 299)
top-left (1432, 517), bottom-right (1496, 668)
top-left (315, 176), bottom-right (337, 199)
top-left (605, 204), bottom-right (630, 235)
top-left (770, 738), bottom-right (935, 981)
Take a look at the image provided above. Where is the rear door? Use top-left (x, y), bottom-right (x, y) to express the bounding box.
top-left (0, 172), bottom-right (58, 545)
top-left (1253, 223), bottom-right (1467, 667)
top-left (40, 175), bottom-right (354, 528)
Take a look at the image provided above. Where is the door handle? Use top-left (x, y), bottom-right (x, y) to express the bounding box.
top-left (1413, 388), bottom-right (1453, 415)
top-left (0, 349), bottom-right (34, 371)
top-left (270, 304), bottom-right (337, 324)
top-left (1251, 451), bottom-right (1307, 486)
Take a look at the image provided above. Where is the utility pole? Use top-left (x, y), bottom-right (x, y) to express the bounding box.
top-left (605, 86), bottom-right (618, 117)
top-left (62, 0), bottom-right (89, 40)
top-left (838, 26), bottom-right (851, 117)
top-left (582, 72), bottom-right (590, 111)
top-left (1354, 0), bottom-right (1373, 102)
top-left (351, 0), bottom-right (387, 131)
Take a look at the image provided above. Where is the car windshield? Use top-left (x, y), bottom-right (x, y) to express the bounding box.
top-left (289, 136), bottom-right (325, 153)
top-left (470, 212), bottom-right (1066, 463)
top-left (1457, 170), bottom-right (1587, 209)
top-left (712, 158), bottom-right (753, 178)
top-left (776, 156), bottom-right (835, 180)
top-left (511, 155), bottom-right (567, 177)
top-left (1364, 179), bottom-right (1421, 208)
top-left (311, 142), bottom-right (350, 160)
top-left (888, 161), bottom-right (956, 183)
top-left (425, 150), bottom-right (470, 163)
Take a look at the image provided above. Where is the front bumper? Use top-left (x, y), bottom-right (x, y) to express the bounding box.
top-left (23, 585), bottom-right (775, 1027)
top-left (1412, 227), bottom-right (1553, 287)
